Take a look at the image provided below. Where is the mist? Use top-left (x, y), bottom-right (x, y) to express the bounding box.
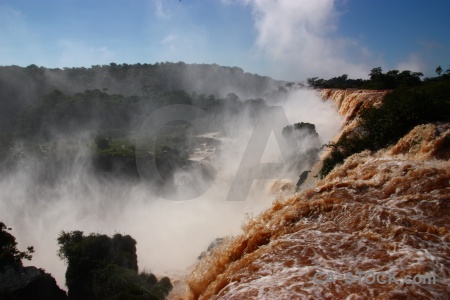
top-left (0, 70), bottom-right (342, 290)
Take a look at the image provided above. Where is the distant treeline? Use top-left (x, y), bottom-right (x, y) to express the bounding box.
top-left (0, 62), bottom-right (283, 134)
top-left (13, 87), bottom-right (268, 140)
top-left (307, 66), bottom-right (450, 89)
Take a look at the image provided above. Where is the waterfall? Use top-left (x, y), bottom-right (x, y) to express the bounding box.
top-left (182, 90), bottom-right (450, 300)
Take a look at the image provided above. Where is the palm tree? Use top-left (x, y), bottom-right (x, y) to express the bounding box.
top-left (435, 65), bottom-right (443, 76)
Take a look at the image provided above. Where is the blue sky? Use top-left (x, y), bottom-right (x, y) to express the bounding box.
top-left (0, 0), bottom-right (449, 81)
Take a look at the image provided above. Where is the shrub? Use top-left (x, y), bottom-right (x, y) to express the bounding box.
top-left (0, 222), bottom-right (34, 269)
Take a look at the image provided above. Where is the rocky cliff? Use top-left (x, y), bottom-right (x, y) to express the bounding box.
top-left (182, 89), bottom-right (450, 300)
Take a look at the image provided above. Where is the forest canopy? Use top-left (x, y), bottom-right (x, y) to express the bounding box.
top-left (307, 66), bottom-right (450, 89)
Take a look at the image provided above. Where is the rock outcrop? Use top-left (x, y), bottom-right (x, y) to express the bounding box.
top-left (0, 265), bottom-right (67, 300)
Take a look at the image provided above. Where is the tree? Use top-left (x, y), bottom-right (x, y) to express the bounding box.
top-left (436, 65), bottom-right (443, 76)
top-left (226, 93), bottom-right (239, 102)
top-left (0, 222), bottom-right (34, 268)
top-left (306, 77), bottom-right (325, 88)
top-left (369, 67), bottom-right (383, 81)
top-left (57, 231), bottom-right (171, 300)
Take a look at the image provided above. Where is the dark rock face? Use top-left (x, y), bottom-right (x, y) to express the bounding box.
top-left (0, 265), bottom-right (67, 300)
top-left (198, 238), bottom-right (224, 260)
top-left (282, 122), bottom-right (321, 174)
top-left (296, 170), bottom-right (311, 190)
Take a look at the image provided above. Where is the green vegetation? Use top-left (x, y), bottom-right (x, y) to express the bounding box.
top-left (0, 222), bottom-right (34, 269)
top-left (57, 231), bottom-right (172, 300)
top-left (306, 66), bottom-right (448, 90)
top-left (1, 80), bottom-right (270, 181)
top-left (14, 89), bottom-right (165, 139)
top-left (0, 64), bottom-right (256, 185)
top-left (1, 224), bottom-right (171, 299)
top-left (0, 63), bottom-right (277, 183)
top-left (0, 62), bottom-right (282, 135)
top-left (307, 74), bottom-right (365, 89)
top-left (318, 67), bottom-right (450, 178)
top-left (1, 222), bottom-right (67, 300)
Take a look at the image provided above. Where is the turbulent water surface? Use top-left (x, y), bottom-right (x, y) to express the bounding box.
top-left (182, 91), bottom-right (450, 300)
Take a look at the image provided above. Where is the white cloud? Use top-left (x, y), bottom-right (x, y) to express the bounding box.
top-left (396, 53), bottom-right (425, 73)
top-left (234, 0), bottom-right (373, 80)
top-left (0, 5), bottom-right (33, 65)
top-left (57, 40), bottom-right (115, 67)
top-left (0, 5), bottom-right (27, 35)
top-left (161, 33), bottom-right (177, 44)
top-left (151, 25), bottom-right (210, 63)
top-left (160, 34), bottom-right (178, 53)
top-left (155, 0), bottom-right (171, 20)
